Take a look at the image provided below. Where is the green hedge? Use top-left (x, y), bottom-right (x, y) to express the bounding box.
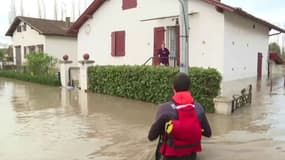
top-left (88, 66), bottom-right (222, 112)
top-left (0, 70), bottom-right (60, 86)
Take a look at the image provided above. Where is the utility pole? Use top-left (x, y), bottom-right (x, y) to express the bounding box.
top-left (178, 0), bottom-right (189, 75)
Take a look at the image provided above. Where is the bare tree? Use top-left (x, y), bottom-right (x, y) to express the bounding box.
top-left (41, 0), bottom-right (46, 18)
top-left (20, 0), bottom-right (24, 16)
top-left (78, 0), bottom-right (81, 18)
top-left (9, 0), bottom-right (17, 24)
top-left (54, 0), bottom-right (58, 20)
top-left (72, 0), bottom-right (75, 21)
top-left (60, 2), bottom-right (67, 21)
top-left (37, 0), bottom-right (42, 18)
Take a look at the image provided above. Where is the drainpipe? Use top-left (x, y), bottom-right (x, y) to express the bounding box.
top-left (178, 0), bottom-right (189, 75)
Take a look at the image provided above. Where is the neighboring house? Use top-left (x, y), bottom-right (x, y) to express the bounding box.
top-left (69, 0), bottom-right (285, 81)
top-left (6, 16), bottom-right (77, 66)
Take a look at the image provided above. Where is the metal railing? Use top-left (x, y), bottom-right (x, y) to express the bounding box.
top-left (231, 84), bottom-right (252, 113)
top-left (143, 56), bottom-right (178, 66)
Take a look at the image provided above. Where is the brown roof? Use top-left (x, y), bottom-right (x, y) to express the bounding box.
top-left (69, 0), bottom-right (285, 34)
top-left (6, 16), bottom-right (76, 37)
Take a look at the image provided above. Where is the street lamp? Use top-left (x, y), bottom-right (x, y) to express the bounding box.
top-left (178, 0), bottom-right (189, 75)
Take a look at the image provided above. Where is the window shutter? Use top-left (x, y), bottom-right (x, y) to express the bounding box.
top-left (111, 32), bottom-right (116, 56)
top-left (116, 31), bottom-right (125, 56)
top-left (122, 0), bottom-right (137, 10)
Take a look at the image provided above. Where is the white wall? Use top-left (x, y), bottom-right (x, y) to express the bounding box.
top-left (223, 12), bottom-right (270, 81)
top-left (188, 0), bottom-right (225, 73)
top-left (78, 0), bottom-right (156, 65)
top-left (45, 36), bottom-right (77, 62)
top-left (78, 0), bottom-right (225, 69)
top-left (12, 22), bottom-right (46, 64)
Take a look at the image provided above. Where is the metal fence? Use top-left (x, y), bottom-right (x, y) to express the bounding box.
top-left (231, 84), bottom-right (252, 113)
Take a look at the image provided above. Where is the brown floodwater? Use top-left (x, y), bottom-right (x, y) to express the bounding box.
top-left (0, 73), bottom-right (285, 160)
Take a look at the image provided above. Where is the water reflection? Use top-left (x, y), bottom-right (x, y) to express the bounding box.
top-left (0, 78), bottom-right (157, 160)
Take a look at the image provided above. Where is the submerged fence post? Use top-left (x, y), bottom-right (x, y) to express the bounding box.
top-left (60, 60), bottom-right (73, 87)
top-left (270, 79), bottom-right (273, 94)
top-left (283, 76), bottom-right (285, 87)
top-left (78, 54), bottom-right (94, 92)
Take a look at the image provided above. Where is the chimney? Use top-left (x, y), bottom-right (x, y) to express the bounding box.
top-left (65, 17), bottom-right (71, 27)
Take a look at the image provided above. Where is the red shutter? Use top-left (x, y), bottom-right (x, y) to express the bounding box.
top-left (116, 31), bottom-right (125, 56)
top-left (122, 0), bottom-right (137, 10)
top-left (153, 27), bottom-right (165, 65)
top-left (111, 32), bottom-right (116, 56)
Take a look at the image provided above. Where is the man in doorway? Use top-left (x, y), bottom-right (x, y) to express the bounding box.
top-left (158, 43), bottom-right (170, 66)
top-left (148, 72), bottom-right (211, 160)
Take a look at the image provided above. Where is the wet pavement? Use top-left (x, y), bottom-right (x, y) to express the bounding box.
top-left (0, 68), bottom-right (285, 160)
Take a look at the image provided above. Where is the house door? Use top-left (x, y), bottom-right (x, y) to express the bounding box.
top-left (257, 52), bottom-right (263, 80)
top-left (167, 26), bottom-right (180, 66)
top-left (153, 27), bottom-right (165, 65)
top-left (15, 46), bottom-right (22, 65)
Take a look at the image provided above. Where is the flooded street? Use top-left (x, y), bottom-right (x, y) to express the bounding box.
top-left (1, 73), bottom-right (285, 160)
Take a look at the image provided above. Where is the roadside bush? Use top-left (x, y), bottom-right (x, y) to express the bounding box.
top-left (0, 70), bottom-right (60, 86)
top-left (26, 52), bottom-right (57, 76)
top-left (0, 53), bottom-right (60, 86)
top-left (88, 66), bottom-right (222, 112)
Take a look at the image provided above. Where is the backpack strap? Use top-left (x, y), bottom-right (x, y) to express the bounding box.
top-left (170, 102), bottom-right (195, 110)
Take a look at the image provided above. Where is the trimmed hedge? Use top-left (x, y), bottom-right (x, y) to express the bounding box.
top-left (88, 66), bottom-right (222, 112)
top-left (0, 70), bottom-right (60, 86)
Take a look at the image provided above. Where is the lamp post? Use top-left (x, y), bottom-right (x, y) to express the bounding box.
top-left (178, 0), bottom-right (189, 75)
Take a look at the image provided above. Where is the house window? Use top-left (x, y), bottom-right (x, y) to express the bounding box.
top-left (29, 46), bottom-right (36, 53)
top-left (37, 44), bottom-right (44, 53)
top-left (111, 31), bottom-right (126, 56)
top-left (22, 24), bottom-right (27, 31)
top-left (17, 26), bottom-right (22, 32)
top-left (122, 0), bottom-right (137, 10)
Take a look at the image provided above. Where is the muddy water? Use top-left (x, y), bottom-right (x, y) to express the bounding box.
top-left (1, 75), bottom-right (285, 160)
top-left (0, 78), bottom-right (157, 160)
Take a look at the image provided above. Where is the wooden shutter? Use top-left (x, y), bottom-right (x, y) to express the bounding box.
top-left (122, 0), bottom-right (137, 10)
top-left (116, 31), bottom-right (125, 56)
top-left (111, 32), bottom-right (116, 56)
top-left (153, 27), bottom-right (165, 65)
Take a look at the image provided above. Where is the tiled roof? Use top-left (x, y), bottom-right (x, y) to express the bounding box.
top-left (6, 16), bottom-right (76, 37)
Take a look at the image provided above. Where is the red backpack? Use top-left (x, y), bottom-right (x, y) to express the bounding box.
top-left (160, 103), bottom-right (202, 157)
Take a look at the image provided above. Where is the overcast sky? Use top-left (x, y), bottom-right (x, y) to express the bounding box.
top-left (222, 0), bottom-right (285, 25)
top-left (0, 0), bottom-right (285, 47)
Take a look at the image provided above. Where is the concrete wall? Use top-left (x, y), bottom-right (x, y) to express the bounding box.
top-left (223, 12), bottom-right (270, 81)
top-left (45, 36), bottom-right (77, 62)
top-left (188, 0), bottom-right (225, 73)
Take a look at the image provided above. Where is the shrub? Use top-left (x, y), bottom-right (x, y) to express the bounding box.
top-left (26, 52), bottom-right (57, 76)
top-left (88, 66), bottom-right (222, 112)
top-left (0, 70), bottom-right (60, 86)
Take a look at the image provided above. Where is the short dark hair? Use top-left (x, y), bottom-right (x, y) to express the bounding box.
top-left (173, 72), bottom-right (191, 92)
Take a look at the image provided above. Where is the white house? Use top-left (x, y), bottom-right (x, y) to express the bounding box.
top-left (69, 0), bottom-right (285, 81)
top-left (6, 16), bottom-right (77, 66)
